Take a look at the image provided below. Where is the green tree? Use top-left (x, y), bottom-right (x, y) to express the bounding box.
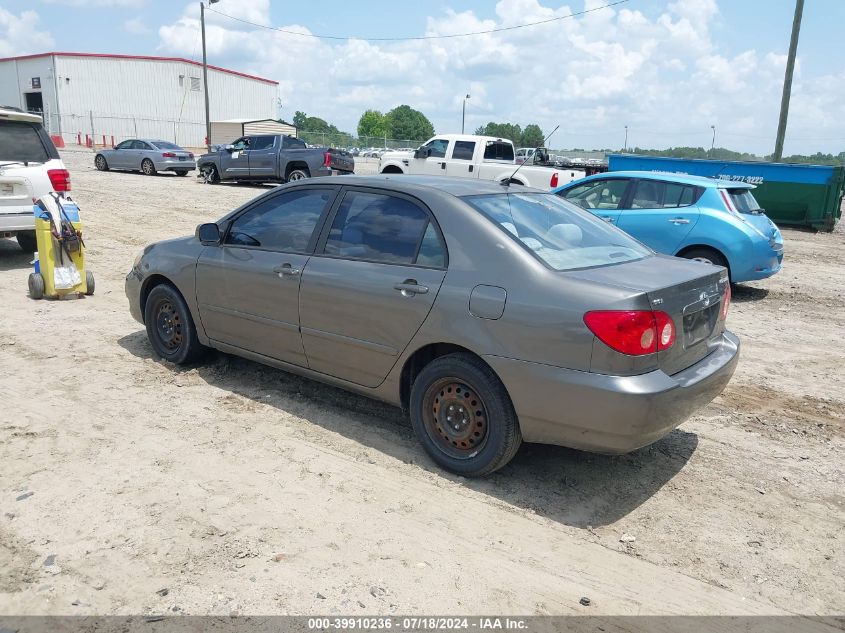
top-left (384, 105), bottom-right (435, 144)
top-left (475, 122), bottom-right (523, 145)
top-left (521, 124), bottom-right (544, 147)
top-left (292, 111), bottom-right (307, 129)
top-left (357, 110), bottom-right (387, 140)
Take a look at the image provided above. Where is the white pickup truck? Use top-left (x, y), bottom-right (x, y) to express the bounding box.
top-left (378, 134), bottom-right (585, 190)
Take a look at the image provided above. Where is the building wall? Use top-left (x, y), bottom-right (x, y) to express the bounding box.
top-left (0, 57), bottom-right (60, 133)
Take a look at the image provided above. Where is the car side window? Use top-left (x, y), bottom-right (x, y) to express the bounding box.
top-left (323, 191), bottom-right (440, 266)
top-left (631, 180), bottom-right (664, 209)
top-left (115, 140), bottom-right (133, 150)
top-left (483, 141), bottom-right (515, 161)
top-left (131, 140), bottom-right (149, 150)
top-left (251, 136), bottom-right (276, 150)
top-left (424, 138), bottom-right (449, 158)
top-left (564, 179), bottom-right (629, 210)
top-left (224, 189), bottom-right (334, 252)
top-left (231, 137), bottom-right (249, 151)
top-left (662, 183), bottom-right (696, 208)
top-left (451, 141), bottom-right (475, 161)
top-left (416, 222), bottom-right (446, 268)
top-left (284, 136), bottom-right (306, 149)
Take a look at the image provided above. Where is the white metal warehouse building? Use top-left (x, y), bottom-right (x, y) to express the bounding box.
top-left (0, 52), bottom-right (279, 149)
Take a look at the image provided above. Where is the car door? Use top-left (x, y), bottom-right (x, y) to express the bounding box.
top-left (298, 188), bottom-right (448, 388)
top-left (110, 139), bottom-right (134, 169)
top-left (616, 180), bottom-right (701, 254)
top-left (445, 140), bottom-right (478, 179)
top-left (415, 138), bottom-right (450, 176)
top-left (220, 137), bottom-right (251, 178)
top-left (559, 178), bottom-right (631, 225)
top-left (133, 140), bottom-right (153, 169)
top-left (247, 135), bottom-right (277, 180)
top-left (195, 186), bottom-right (339, 366)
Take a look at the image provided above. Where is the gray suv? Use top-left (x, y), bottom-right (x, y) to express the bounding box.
top-left (126, 176), bottom-right (739, 476)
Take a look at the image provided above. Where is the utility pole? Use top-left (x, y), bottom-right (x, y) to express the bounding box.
top-left (711, 125), bottom-right (716, 152)
top-left (201, 0), bottom-right (219, 153)
top-left (623, 125), bottom-right (628, 152)
top-left (462, 94), bottom-right (471, 134)
top-left (773, 0), bottom-right (804, 161)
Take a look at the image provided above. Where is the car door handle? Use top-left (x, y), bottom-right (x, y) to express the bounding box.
top-left (273, 263), bottom-right (301, 277)
top-left (440, 162), bottom-right (446, 169)
top-left (668, 218), bottom-right (690, 224)
top-left (600, 216), bottom-right (615, 223)
top-left (393, 280), bottom-right (429, 296)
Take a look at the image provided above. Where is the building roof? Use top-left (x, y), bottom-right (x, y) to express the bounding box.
top-left (213, 118), bottom-right (295, 125)
top-left (0, 52), bottom-right (278, 86)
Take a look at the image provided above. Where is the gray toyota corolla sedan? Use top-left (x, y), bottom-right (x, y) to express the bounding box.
top-left (126, 175), bottom-right (739, 476)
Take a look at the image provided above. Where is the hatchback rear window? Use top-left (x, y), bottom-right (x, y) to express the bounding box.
top-left (464, 192), bottom-right (651, 271)
top-left (0, 121), bottom-right (53, 163)
top-left (727, 188), bottom-right (762, 214)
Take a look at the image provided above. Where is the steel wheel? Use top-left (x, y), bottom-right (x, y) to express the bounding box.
top-left (141, 159), bottom-right (156, 176)
top-left (422, 377), bottom-right (489, 459)
top-left (154, 299), bottom-right (184, 353)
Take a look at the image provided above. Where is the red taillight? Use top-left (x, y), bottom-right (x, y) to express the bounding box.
top-left (324, 152), bottom-right (331, 168)
top-left (47, 168), bottom-right (71, 192)
top-left (584, 310), bottom-right (675, 356)
top-left (188, 153), bottom-right (194, 159)
top-left (720, 283), bottom-right (731, 321)
top-left (162, 152), bottom-right (176, 158)
top-left (550, 172), bottom-right (559, 188)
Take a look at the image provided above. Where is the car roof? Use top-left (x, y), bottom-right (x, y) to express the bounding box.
top-left (580, 171), bottom-right (754, 189)
top-left (324, 174), bottom-right (546, 196)
top-left (0, 107), bottom-right (43, 124)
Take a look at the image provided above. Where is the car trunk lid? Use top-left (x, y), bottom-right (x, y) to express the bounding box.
top-left (0, 170), bottom-right (33, 216)
top-left (568, 255), bottom-right (728, 375)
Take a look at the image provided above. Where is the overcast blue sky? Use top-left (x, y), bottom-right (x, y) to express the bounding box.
top-left (2, 0), bottom-right (844, 154)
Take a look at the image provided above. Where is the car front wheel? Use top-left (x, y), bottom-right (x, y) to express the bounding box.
top-left (144, 284), bottom-right (206, 364)
top-left (410, 353), bottom-right (522, 477)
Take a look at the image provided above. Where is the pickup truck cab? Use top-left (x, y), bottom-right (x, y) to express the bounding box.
top-left (379, 135), bottom-right (584, 190)
top-left (197, 134), bottom-right (354, 185)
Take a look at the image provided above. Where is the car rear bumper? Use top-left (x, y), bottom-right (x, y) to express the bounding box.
top-left (732, 243), bottom-right (784, 282)
top-left (0, 211), bottom-right (34, 233)
top-left (155, 159), bottom-right (196, 171)
top-left (485, 331), bottom-right (740, 454)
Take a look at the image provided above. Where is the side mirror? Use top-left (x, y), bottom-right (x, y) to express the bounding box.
top-left (196, 223), bottom-right (221, 244)
top-left (224, 144), bottom-right (235, 152)
top-left (414, 147), bottom-right (430, 159)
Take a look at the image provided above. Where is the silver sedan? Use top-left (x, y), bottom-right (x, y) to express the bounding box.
top-left (95, 139), bottom-right (196, 176)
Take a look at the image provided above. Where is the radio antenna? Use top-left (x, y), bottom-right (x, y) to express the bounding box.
top-left (501, 124), bottom-right (560, 186)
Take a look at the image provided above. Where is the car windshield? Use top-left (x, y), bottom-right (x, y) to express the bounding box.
top-left (463, 192), bottom-right (651, 271)
top-left (0, 121), bottom-right (50, 163)
top-left (727, 188), bottom-right (762, 214)
top-left (151, 141), bottom-right (180, 150)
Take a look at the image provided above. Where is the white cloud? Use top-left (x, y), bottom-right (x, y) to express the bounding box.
top-left (41, 0), bottom-right (140, 6)
top-left (152, 0), bottom-right (843, 154)
top-left (123, 17), bottom-right (151, 35)
top-left (0, 8), bottom-right (54, 57)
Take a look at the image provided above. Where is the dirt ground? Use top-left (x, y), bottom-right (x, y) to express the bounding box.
top-left (0, 150), bottom-right (842, 617)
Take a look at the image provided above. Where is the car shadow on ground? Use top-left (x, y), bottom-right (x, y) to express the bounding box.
top-left (0, 239), bottom-right (31, 271)
top-left (118, 330), bottom-right (698, 528)
top-left (731, 284), bottom-right (770, 302)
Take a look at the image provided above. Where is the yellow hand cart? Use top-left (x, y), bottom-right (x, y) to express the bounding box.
top-left (27, 193), bottom-right (95, 300)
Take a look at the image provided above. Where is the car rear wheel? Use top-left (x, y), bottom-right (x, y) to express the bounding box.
top-left (287, 168), bottom-right (309, 182)
top-left (200, 165), bottom-right (219, 184)
top-left (144, 284), bottom-right (206, 364)
top-left (141, 159), bottom-right (157, 176)
top-left (16, 231), bottom-right (37, 253)
top-left (681, 247), bottom-right (728, 270)
top-left (94, 154), bottom-right (109, 171)
top-left (410, 353), bottom-right (522, 477)
top-left (174, 170), bottom-right (189, 177)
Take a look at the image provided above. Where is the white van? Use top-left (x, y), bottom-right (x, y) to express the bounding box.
top-left (0, 108), bottom-right (70, 253)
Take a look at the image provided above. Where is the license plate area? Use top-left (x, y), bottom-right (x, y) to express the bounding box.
top-left (683, 303), bottom-right (718, 348)
top-left (0, 183), bottom-right (14, 195)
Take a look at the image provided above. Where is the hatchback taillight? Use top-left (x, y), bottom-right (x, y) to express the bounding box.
top-left (47, 168), bottom-right (71, 192)
top-left (719, 283), bottom-right (731, 321)
top-left (583, 310), bottom-right (675, 356)
top-left (162, 152), bottom-right (176, 158)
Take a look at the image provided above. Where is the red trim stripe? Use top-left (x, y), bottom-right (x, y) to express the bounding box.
top-left (0, 52), bottom-right (278, 85)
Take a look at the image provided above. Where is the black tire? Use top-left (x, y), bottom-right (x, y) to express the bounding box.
top-left (174, 170), bottom-right (189, 177)
top-left (85, 270), bottom-right (95, 296)
top-left (28, 273), bottom-right (45, 300)
top-left (286, 168), bottom-right (309, 182)
top-left (409, 353), bottom-right (522, 477)
top-left (16, 231), bottom-right (37, 253)
top-left (200, 164), bottom-right (219, 184)
top-left (143, 284), bottom-right (206, 364)
top-left (680, 247), bottom-right (729, 271)
top-left (94, 154), bottom-right (109, 171)
top-left (141, 158), bottom-right (157, 176)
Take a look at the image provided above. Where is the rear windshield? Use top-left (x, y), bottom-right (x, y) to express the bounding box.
top-left (483, 141), bottom-right (514, 162)
top-left (151, 140), bottom-right (180, 150)
top-left (727, 188), bottom-right (762, 214)
top-left (0, 120), bottom-right (53, 163)
top-left (463, 192), bottom-right (651, 271)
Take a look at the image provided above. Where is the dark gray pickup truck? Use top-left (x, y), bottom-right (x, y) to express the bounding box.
top-left (197, 134), bottom-right (354, 184)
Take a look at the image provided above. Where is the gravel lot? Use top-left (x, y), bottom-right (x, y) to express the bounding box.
top-left (0, 150), bottom-right (842, 616)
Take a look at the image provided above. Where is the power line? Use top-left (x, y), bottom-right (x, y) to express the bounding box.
top-left (205, 0), bottom-right (631, 42)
